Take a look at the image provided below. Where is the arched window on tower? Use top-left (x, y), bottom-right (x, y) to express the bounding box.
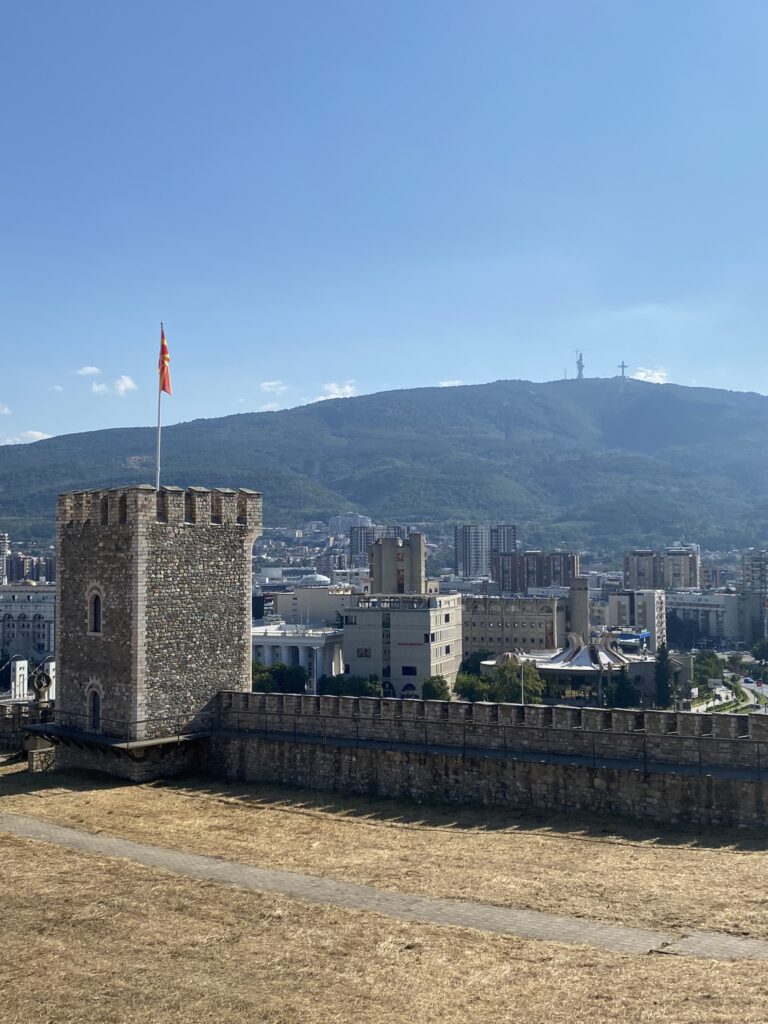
top-left (89, 593), bottom-right (102, 634)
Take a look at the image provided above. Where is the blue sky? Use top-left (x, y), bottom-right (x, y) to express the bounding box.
top-left (2, 0), bottom-right (768, 444)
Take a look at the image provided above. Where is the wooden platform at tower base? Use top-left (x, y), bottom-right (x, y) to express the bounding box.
top-left (24, 722), bottom-right (210, 758)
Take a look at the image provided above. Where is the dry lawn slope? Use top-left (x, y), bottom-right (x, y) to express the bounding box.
top-left (3, 763), bottom-right (768, 939)
top-left (2, 832), bottom-right (767, 1024)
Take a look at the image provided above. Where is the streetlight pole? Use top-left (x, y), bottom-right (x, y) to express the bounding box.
top-left (520, 658), bottom-right (525, 705)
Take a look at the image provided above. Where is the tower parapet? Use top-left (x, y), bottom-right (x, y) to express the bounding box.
top-left (57, 485), bottom-right (262, 532)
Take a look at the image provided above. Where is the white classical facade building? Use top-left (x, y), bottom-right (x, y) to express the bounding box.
top-left (251, 623), bottom-right (344, 685)
top-left (0, 582), bottom-right (56, 664)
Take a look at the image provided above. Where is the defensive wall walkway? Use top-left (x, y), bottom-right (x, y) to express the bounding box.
top-left (218, 691), bottom-right (768, 780)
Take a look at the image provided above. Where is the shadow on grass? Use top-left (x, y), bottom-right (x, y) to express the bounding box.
top-left (5, 758), bottom-right (768, 853)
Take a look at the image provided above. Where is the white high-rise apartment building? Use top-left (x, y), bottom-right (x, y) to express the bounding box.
top-left (455, 524), bottom-right (517, 578)
top-left (743, 550), bottom-right (768, 597)
top-left (607, 590), bottom-right (667, 652)
top-left (0, 534), bottom-right (8, 586)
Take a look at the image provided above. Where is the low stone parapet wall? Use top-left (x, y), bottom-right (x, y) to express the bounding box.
top-left (217, 692), bottom-right (768, 772)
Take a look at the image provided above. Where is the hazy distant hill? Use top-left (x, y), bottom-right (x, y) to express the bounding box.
top-left (2, 377), bottom-right (768, 553)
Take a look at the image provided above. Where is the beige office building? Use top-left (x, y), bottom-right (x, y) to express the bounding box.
top-left (462, 595), bottom-right (566, 656)
top-left (271, 586), bottom-right (359, 626)
top-left (369, 534), bottom-right (426, 594)
top-left (662, 546), bottom-right (700, 589)
top-left (624, 546), bottom-right (700, 591)
top-left (342, 593), bottom-right (462, 697)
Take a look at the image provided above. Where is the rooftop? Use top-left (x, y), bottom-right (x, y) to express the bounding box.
top-left (251, 623), bottom-right (342, 639)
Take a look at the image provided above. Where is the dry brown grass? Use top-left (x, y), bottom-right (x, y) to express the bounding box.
top-left (3, 762), bottom-right (768, 941)
top-left (1, 831), bottom-right (766, 1024)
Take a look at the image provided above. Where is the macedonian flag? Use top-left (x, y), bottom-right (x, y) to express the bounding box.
top-left (158, 323), bottom-right (172, 396)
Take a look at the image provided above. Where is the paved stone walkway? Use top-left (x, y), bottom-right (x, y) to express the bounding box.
top-left (2, 809), bottom-right (767, 960)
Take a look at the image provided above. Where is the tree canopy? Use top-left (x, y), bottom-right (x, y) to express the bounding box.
top-left (454, 660), bottom-right (544, 704)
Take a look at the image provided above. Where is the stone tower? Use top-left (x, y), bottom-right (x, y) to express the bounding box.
top-left (55, 485), bottom-right (261, 741)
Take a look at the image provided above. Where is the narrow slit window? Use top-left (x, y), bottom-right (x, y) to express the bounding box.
top-left (90, 594), bottom-right (102, 634)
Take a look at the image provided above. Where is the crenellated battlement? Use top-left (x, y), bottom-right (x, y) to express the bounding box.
top-left (217, 692), bottom-right (768, 773)
top-left (57, 485), bottom-right (262, 532)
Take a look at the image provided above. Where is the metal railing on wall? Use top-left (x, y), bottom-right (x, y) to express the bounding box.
top-left (30, 709), bottom-right (217, 746)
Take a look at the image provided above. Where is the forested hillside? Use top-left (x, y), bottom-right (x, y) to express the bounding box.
top-left (2, 377), bottom-right (767, 553)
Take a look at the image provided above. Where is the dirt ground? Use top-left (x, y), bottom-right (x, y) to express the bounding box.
top-left (2, 761), bottom-right (768, 939)
top-left (2, 830), bottom-right (767, 1024)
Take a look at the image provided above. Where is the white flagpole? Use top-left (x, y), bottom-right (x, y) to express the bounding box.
top-left (155, 322), bottom-right (163, 490)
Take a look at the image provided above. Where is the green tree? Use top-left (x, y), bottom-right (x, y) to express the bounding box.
top-left (751, 639), bottom-right (768, 662)
top-left (459, 651), bottom-right (492, 677)
top-left (270, 663), bottom-right (309, 693)
top-left (422, 675), bottom-right (451, 701)
top-left (251, 661), bottom-right (309, 694)
top-left (693, 651), bottom-right (723, 688)
top-left (252, 662), bottom-right (277, 692)
top-left (486, 661), bottom-right (545, 704)
top-left (726, 652), bottom-right (745, 674)
top-left (454, 673), bottom-right (493, 702)
top-left (654, 643), bottom-right (674, 708)
top-left (317, 674), bottom-right (383, 698)
top-left (454, 662), bottom-right (545, 704)
top-left (612, 667), bottom-right (640, 708)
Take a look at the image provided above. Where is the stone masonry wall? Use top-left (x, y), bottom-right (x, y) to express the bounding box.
top-left (207, 735), bottom-right (768, 828)
top-left (142, 487), bottom-right (261, 731)
top-left (50, 740), bottom-right (206, 782)
top-left (220, 691), bottom-right (768, 772)
top-left (57, 490), bottom-right (137, 732)
top-left (56, 486), bottom-right (261, 739)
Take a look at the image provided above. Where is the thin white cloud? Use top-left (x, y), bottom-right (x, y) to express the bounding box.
top-left (259, 402), bottom-right (280, 412)
top-left (0, 403), bottom-right (11, 415)
top-left (91, 381), bottom-right (109, 394)
top-left (1, 430), bottom-right (52, 446)
top-left (260, 380), bottom-right (287, 394)
top-left (631, 367), bottom-right (669, 384)
top-left (114, 375), bottom-right (138, 396)
top-left (311, 381), bottom-right (356, 402)
top-left (48, 385), bottom-right (63, 393)
top-left (438, 379), bottom-right (464, 388)
top-left (75, 366), bottom-right (101, 376)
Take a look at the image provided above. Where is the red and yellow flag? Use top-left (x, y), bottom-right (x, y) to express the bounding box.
top-left (158, 324), bottom-right (172, 396)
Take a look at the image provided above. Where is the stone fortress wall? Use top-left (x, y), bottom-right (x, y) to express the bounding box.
top-left (203, 691), bottom-right (768, 827)
top-left (207, 737), bottom-right (768, 828)
top-left (219, 691), bottom-right (768, 772)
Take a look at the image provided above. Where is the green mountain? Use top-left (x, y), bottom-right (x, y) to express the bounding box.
top-left (2, 377), bottom-right (768, 553)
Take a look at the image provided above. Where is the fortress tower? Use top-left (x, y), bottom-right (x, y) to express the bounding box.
top-left (53, 484), bottom-right (261, 746)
